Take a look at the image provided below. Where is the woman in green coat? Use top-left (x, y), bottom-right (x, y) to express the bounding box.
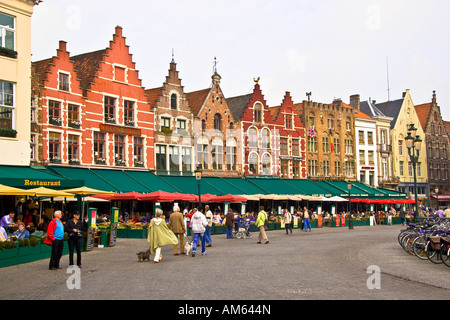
top-left (147, 209), bottom-right (178, 263)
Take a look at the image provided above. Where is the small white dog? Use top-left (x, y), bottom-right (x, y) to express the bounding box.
top-left (184, 238), bottom-right (192, 256)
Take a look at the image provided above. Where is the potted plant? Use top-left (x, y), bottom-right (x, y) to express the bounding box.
top-left (49, 117), bottom-right (62, 126)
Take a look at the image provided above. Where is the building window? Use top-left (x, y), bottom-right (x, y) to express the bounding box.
top-left (399, 161), bottom-right (404, 176)
top-left (0, 13), bottom-right (15, 50)
top-left (114, 134), bottom-right (125, 164)
top-left (0, 80), bottom-right (14, 129)
top-left (327, 118), bottom-right (334, 130)
top-left (323, 160), bottom-right (330, 176)
top-left (68, 104), bottom-right (80, 127)
top-left (212, 137), bottom-right (223, 170)
top-left (292, 161), bottom-right (300, 178)
top-left (358, 131), bottom-right (365, 144)
top-left (261, 153), bottom-right (271, 175)
top-left (48, 132), bottom-right (61, 161)
top-left (134, 137), bottom-right (144, 166)
top-left (114, 66), bottom-right (126, 82)
top-left (248, 128), bottom-right (258, 148)
top-left (48, 100), bottom-right (61, 125)
top-left (345, 139), bottom-right (353, 155)
top-left (93, 132), bottom-right (106, 163)
top-left (182, 147), bottom-right (191, 172)
top-left (280, 138), bottom-right (288, 155)
top-left (30, 134), bottom-right (36, 161)
top-left (124, 100), bottom-right (134, 125)
top-left (359, 150), bottom-right (365, 165)
top-left (170, 93), bottom-right (177, 110)
top-left (280, 159), bottom-right (289, 177)
top-left (58, 73), bottom-right (70, 91)
top-left (398, 140), bottom-right (403, 156)
top-left (226, 139), bottom-right (237, 171)
top-left (308, 159), bottom-right (318, 177)
top-left (308, 115), bottom-right (315, 127)
top-left (254, 103), bottom-right (262, 123)
top-left (368, 151), bottom-right (374, 165)
top-left (214, 113), bottom-right (222, 131)
top-left (285, 114), bottom-right (292, 129)
top-left (335, 160), bottom-right (341, 176)
top-left (345, 161), bottom-right (354, 177)
top-left (248, 152), bottom-right (258, 174)
top-left (197, 141), bottom-right (208, 170)
top-left (169, 145), bottom-right (180, 172)
top-left (176, 119), bottom-right (186, 131)
top-left (292, 138), bottom-right (299, 156)
top-left (104, 96), bottom-right (116, 123)
top-left (156, 145), bottom-right (167, 171)
top-left (161, 117), bottom-right (170, 129)
top-left (334, 137), bottom-right (340, 154)
top-left (367, 132), bottom-right (374, 145)
top-left (261, 128), bottom-right (270, 149)
top-left (308, 136), bottom-right (317, 152)
top-left (322, 136), bottom-right (329, 153)
top-left (68, 134), bottom-right (79, 162)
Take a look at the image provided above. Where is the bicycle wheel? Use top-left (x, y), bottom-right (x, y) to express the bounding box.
top-left (426, 243), bottom-right (443, 264)
top-left (402, 234), bottom-right (415, 255)
top-left (441, 245), bottom-right (450, 268)
top-left (412, 236), bottom-right (428, 260)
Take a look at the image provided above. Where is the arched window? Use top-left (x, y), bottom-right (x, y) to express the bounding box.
top-left (170, 93), bottom-right (177, 110)
top-left (261, 128), bottom-right (270, 149)
top-left (248, 152), bottom-right (259, 175)
top-left (261, 153), bottom-right (271, 175)
top-left (214, 113), bottom-right (222, 131)
top-left (212, 137), bottom-right (223, 170)
top-left (248, 127), bottom-right (258, 148)
top-left (254, 103), bottom-right (262, 123)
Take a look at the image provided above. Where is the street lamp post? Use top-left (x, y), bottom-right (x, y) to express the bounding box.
top-left (347, 181), bottom-right (353, 229)
top-left (195, 165), bottom-right (202, 210)
top-left (405, 123), bottom-right (422, 222)
top-left (434, 187), bottom-right (439, 211)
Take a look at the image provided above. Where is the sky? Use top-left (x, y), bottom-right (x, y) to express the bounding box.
top-left (30, 0), bottom-right (450, 122)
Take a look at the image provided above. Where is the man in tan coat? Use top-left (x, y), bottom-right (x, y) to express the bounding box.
top-left (168, 205), bottom-right (186, 255)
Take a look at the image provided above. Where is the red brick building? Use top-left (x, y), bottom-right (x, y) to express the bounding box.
top-left (32, 26), bottom-right (154, 169)
top-left (269, 91), bottom-right (307, 178)
top-left (227, 79), bottom-right (280, 176)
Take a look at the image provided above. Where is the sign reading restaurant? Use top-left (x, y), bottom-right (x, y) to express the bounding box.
top-left (99, 124), bottom-right (142, 136)
top-left (24, 179), bottom-right (62, 187)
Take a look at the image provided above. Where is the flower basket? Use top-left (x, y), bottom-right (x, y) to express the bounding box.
top-left (49, 118), bottom-right (62, 126)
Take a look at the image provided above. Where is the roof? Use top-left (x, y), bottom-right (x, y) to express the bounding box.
top-left (144, 87), bottom-right (163, 108)
top-left (70, 49), bottom-right (107, 92)
top-left (414, 102), bottom-right (432, 130)
top-left (185, 88), bottom-right (211, 116)
top-left (353, 108), bottom-right (372, 120)
top-left (360, 100), bottom-right (387, 118)
top-left (374, 98), bottom-right (404, 129)
top-left (32, 58), bottom-right (53, 84)
top-left (226, 93), bottom-right (252, 122)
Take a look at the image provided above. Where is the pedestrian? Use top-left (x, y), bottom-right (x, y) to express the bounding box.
top-left (303, 207), bottom-right (311, 232)
top-left (65, 211), bottom-right (85, 268)
top-left (284, 209), bottom-right (292, 234)
top-left (147, 208), bottom-right (178, 263)
top-left (168, 205), bottom-right (186, 255)
top-left (256, 206), bottom-right (269, 244)
top-left (225, 209), bottom-right (234, 239)
top-left (44, 210), bottom-right (65, 270)
top-left (204, 205), bottom-right (213, 247)
top-left (399, 208), bottom-right (405, 225)
top-left (190, 206), bottom-right (208, 257)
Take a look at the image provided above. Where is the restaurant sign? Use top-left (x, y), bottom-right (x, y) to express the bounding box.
top-left (99, 124), bottom-right (141, 136)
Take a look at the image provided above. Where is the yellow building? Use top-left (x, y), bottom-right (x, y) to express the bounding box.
top-left (374, 89), bottom-right (428, 203)
top-left (0, 0), bottom-right (40, 166)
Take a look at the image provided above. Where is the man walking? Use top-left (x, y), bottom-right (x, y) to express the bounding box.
top-left (168, 205), bottom-right (186, 255)
top-left (204, 205), bottom-right (213, 247)
top-left (284, 208), bottom-right (292, 234)
top-left (44, 210), bottom-right (65, 270)
top-left (256, 206), bottom-right (269, 244)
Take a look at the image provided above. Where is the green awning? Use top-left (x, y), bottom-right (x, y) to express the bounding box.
top-left (46, 166), bottom-right (118, 192)
top-left (0, 165), bottom-right (83, 189)
top-left (281, 179), bottom-right (333, 197)
top-left (220, 178), bottom-right (267, 195)
top-left (122, 171), bottom-right (179, 193)
top-left (90, 169), bottom-right (153, 193)
top-left (245, 177), bottom-right (304, 195)
top-left (156, 175), bottom-right (224, 195)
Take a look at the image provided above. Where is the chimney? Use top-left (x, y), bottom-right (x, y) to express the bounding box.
top-left (350, 94), bottom-right (360, 110)
top-left (58, 40), bottom-right (67, 52)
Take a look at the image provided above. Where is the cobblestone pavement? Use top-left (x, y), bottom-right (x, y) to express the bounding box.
top-left (2, 224), bottom-right (449, 300)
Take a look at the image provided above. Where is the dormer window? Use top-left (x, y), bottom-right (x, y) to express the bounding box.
top-left (214, 113), bottom-right (222, 131)
top-left (254, 103), bottom-right (262, 123)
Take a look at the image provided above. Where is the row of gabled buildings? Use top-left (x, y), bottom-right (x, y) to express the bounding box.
top-left (1, 3), bottom-right (449, 207)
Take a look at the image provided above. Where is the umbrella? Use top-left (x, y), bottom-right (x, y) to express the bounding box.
top-left (213, 194), bottom-right (248, 203)
top-left (27, 187), bottom-right (75, 198)
top-left (137, 190), bottom-right (181, 202)
top-left (173, 193), bottom-right (198, 201)
top-left (42, 196), bottom-right (110, 202)
top-left (62, 186), bottom-right (115, 196)
top-left (0, 183), bottom-right (36, 196)
top-left (112, 192), bottom-right (144, 201)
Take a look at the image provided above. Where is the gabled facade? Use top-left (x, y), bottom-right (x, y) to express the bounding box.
top-left (186, 69), bottom-right (240, 177)
top-left (353, 94), bottom-right (395, 189)
top-left (32, 26), bottom-right (154, 169)
top-left (269, 92), bottom-right (307, 179)
top-left (375, 89), bottom-right (428, 201)
top-left (227, 79), bottom-right (279, 176)
top-left (146, 59), bottom-right (194, 175)
top-left (0, 0), bottom-right (39, 166)
top-left (295, 98), bottom-right (356, 180)
top-left (415, 90), bottom-right (449, 206)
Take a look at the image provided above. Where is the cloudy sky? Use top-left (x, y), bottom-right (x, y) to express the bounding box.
top-left (31, 0), bottom-right (450, 122)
